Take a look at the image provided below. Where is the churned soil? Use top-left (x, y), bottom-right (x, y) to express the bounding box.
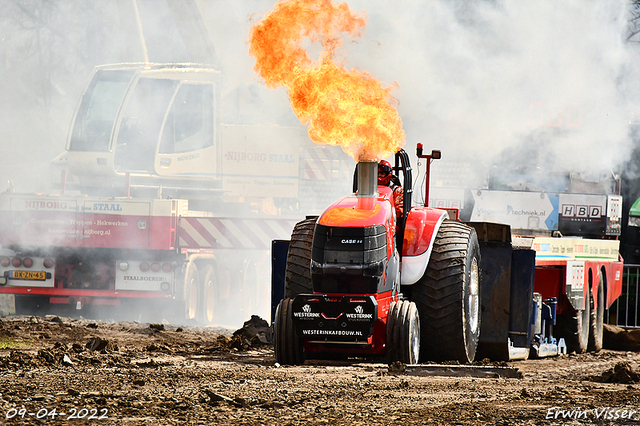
top-left (1, 315), bottom-right (640, 425)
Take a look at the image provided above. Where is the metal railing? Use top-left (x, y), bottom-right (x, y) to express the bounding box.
top-left (607, 264), bottom-right (640, 328)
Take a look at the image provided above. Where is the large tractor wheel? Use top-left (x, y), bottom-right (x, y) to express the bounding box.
top-left (386, 300), bottom-right (420, 364)
top-left (284, 217), bottom-right (317, 298)
top-left (198, 265), bottom-right (217, 325)
top-left (588, 274), bottom-right (605, 352)
top-left (412, 220), bottom-right (481, 363)
top-left (556, 298), bottom-right (590, 354)
top-left (274, 298), bottom-right (305, 365)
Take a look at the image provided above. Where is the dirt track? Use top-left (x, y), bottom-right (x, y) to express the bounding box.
top-left (1, 315), bottom-right (640, 425)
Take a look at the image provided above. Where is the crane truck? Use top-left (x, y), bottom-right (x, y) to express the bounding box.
top-left (0, 63), bottom-right (352, 325)
top-left (271, 144), bottom-right (624, 364)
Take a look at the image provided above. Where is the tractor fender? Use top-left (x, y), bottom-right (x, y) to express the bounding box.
top-left (400, 207), bottom-right (448, 285)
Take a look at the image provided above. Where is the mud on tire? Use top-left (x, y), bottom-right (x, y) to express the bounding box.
top-left (386, 300), bottom-right (420, 364)
top-left (284, 217), bottom-right (317, 298)
top-left (412, 220), bottom-right (481, 363)
top-left (274, 298), bottom-right (305, 365)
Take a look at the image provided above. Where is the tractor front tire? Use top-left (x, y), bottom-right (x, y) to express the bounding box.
top-left (412, 220), bottom-right (481, 363)
top-left (284, 217), bottom-right (317, 298)
top-left (386, 300), bottom-right (420, 364)
top-left (274, 298), bottom-right (305, 365)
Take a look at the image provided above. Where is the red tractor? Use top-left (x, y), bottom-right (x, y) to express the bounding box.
top-left (273, 146), bottom-right (482, 364)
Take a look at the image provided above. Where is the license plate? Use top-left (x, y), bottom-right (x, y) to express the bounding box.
top-left (10, 270), bottom-right (46, 281)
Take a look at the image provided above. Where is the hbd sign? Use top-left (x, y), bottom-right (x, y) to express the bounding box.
top-left (561, 204), bottom-right (602, 218)
top-left (558, 194), bottom-right (608, 237)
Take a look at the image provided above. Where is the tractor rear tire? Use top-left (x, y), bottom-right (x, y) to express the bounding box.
top-left (556, 300), bottom-right (590, 354)
top-left (386, 300), bottom-right (420, 364)
top-left (588, 274), bottom-right (605, 352)
top-left (284, 217), bottom-right (317, 298)
top-left (412, 220), bottom-right (481, 363)
top-left (274, 298), bottom-right (305, 365)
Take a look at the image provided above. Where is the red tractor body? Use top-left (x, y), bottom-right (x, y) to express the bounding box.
top-left (299, 186), bottom-right (398, 356)
top-left (275, 151), bottom-right (463, 364)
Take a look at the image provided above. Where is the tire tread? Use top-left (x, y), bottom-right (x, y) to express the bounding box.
top-left (284, 218), bottom-right (316, 298)
top-left (411, 220), bottom-right (480, 363)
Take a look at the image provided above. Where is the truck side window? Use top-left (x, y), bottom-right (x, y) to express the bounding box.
top-left (159, 84), bottom-right (214, 154)
top-left (69, 70), bottom-right (133, 152)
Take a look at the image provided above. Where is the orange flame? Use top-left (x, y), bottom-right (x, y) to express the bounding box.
top-left (249, 0), bottom-right (405, 162)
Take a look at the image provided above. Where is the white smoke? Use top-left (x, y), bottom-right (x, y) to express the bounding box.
top-left (2, 1), bottom-right (637, 186)
top-left (197, 0), bottom-right (640, 182)
top-left (339, 0), bottom-right (639, 175)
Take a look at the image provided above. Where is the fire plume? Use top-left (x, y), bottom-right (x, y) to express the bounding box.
top-left (249, 0), bottom-right (405, 162)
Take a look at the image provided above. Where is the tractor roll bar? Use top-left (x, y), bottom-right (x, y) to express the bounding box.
top-left (394, 149), bottom-right (411, 257)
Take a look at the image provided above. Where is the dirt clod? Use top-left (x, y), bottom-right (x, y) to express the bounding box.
top-left (232, 315), bottom-right (272, 345)
top-left (592, 361), bottom-right (640, 384)
top-left (388, 360), bottom-right (406, 374)
top-left (86, 336), bottom-right (118, 352)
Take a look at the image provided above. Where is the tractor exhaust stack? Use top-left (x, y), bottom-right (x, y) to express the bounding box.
top-left (356, 161), bottom-right (378, 198)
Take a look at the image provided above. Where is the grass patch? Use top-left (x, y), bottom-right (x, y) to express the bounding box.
top-left (0, 335), bottom-right (26, 349)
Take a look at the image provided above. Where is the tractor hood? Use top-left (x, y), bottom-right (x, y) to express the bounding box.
top-left (317, 191), bottom-right (393, 228)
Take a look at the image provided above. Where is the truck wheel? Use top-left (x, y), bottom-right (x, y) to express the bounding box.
top-left (588, 274), bottom-right (605, 352)
top-left (198, 265), bottom-right (217, 325)
top-left (274, 298), bottom-right (305, 365)
top-left (412, 220), bottom-right (481, 363)
top-left (556, 301), bottom-right (590, 354)
top-left (386, 300), bottom-right (420, 364)
top-left (184, 264), bottom-right (199, 323)
top-left (284, 217), bottom-right (317, 298)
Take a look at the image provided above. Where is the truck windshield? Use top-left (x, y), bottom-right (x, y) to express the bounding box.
top-left (159, 83), bottom-right (214, 154)
top-left (69, 70), bottom-right (134, 152)
top-left (114, 78), bottom-right (179, 172)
